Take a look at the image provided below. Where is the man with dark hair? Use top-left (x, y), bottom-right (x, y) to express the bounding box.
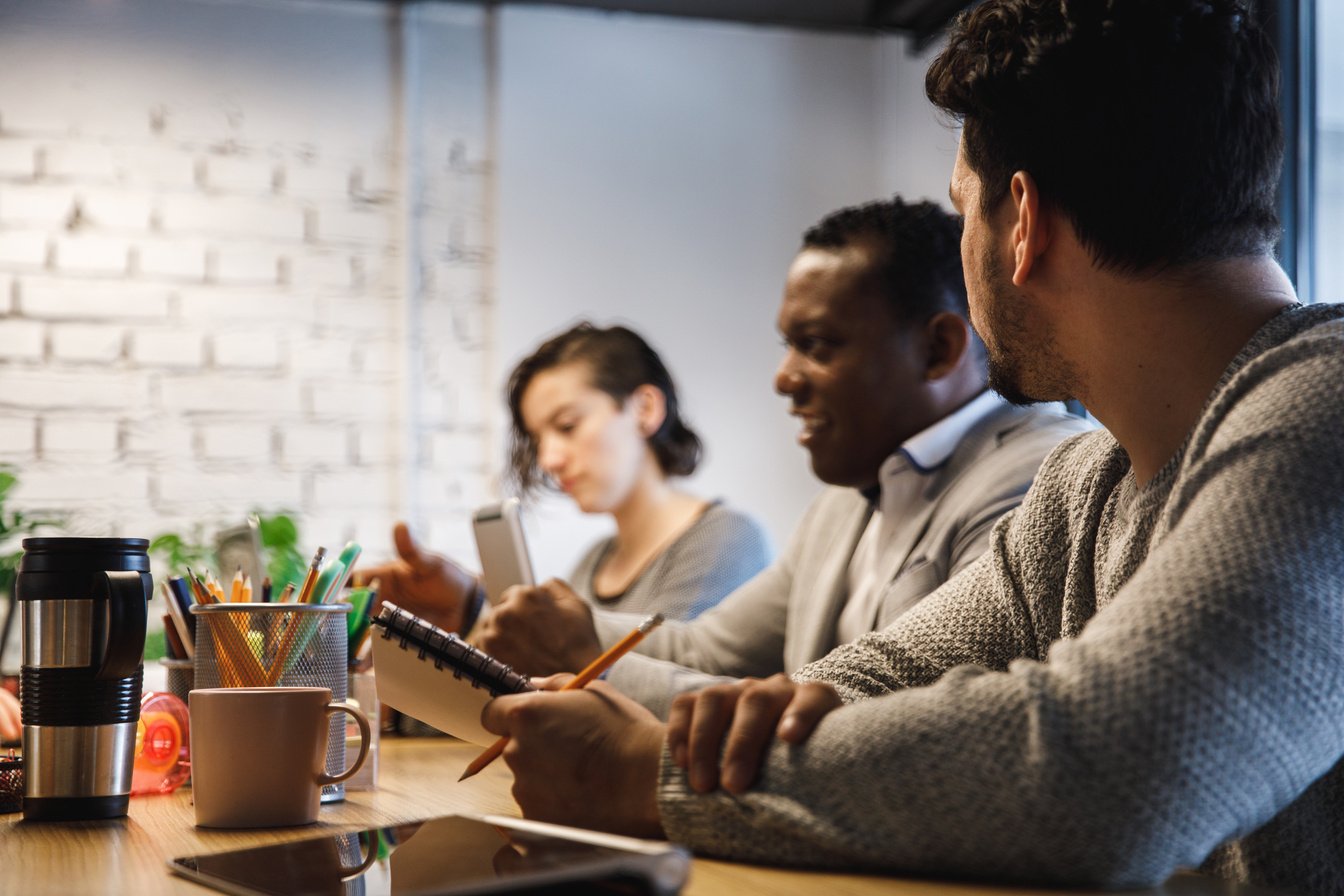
top-left (478, 2), bottom-right (1344, 893)
top-left (466, 197), bottom-right (1086, 718)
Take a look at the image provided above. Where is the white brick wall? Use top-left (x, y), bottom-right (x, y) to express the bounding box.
top-left (41, 418), bottom-right (120, 456)
top-left (0, 319), bottom-right (45, 361)
top-left (0, 0), bottom-right (492, 575)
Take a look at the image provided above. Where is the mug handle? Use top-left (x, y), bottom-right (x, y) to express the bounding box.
top-left (318, 701), bottom-right (371, 786)
top-left (341, 830), bottom-right (381, 881)
top-left (97, 571), bottom-right (151, 680)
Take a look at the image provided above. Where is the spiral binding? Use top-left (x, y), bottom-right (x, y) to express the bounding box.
top-left (372, 603), bottom-right (532, 698)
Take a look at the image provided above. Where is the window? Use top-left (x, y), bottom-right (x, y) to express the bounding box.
top-left (1314, 1), bottom-right (1343, 302)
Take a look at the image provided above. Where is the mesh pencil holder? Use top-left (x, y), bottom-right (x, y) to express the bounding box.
top-left (191, 603), bottom-right (350, 802)
top-left (159, 657), bottom-right (194, 705)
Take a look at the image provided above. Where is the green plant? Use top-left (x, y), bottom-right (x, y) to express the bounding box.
top-left (148, 511), bottom-right (307, 591)
top-left (256, 512), bottom-right (305, 590)
top-left (0, 468), bottom-right (65, 599)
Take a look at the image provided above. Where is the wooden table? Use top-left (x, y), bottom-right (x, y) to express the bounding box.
top-left (0, 737), bottom-right (1288, 896)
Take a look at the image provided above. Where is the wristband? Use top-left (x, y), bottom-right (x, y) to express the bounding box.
top-left (459, 579), bottom-right (487, 637)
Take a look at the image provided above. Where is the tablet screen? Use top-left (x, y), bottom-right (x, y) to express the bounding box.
top-left (168, 814), bottom-right (689, 896)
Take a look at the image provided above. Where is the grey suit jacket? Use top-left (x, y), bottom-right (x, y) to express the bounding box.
top-left (593, 399), bottom-right (1093, 716)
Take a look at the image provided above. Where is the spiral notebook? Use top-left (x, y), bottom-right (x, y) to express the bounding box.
top-left (371, 602), bottom-right (535, 745)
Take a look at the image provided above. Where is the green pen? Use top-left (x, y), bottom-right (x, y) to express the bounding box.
top-left (314, 541), bottom-right (362, 605)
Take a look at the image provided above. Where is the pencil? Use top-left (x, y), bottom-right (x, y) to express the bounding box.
top-left (457, 612), bottom-right (664, 782)
top-left (296, 546), bottom-right (327, 604)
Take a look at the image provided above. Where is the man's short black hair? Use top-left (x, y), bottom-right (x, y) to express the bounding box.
top-left (926, 0), bottom-right (1282, 274)
top-left (802, 196), bottom-right (968, 325)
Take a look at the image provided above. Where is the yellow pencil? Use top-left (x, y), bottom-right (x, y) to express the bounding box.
top-left (229, 567), bottom-right (243, 602)
top-left (296, 546), bottom-right (327, 604)
top-left (458, 613), bottom-right (664, 782)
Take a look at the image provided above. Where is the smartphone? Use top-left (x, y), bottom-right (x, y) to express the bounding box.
top-left (168, 812), bottom-right (690, 896)
top-left (472, 499), bottom-right (535, 605)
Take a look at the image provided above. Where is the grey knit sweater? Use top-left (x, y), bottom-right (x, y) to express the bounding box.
top-left (657, 303), bottom-right (1344, 895)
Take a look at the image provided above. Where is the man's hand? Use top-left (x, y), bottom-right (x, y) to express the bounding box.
top-left (666, 673), bottom-right (842, 795)
top-left (0, 688), bottom-right (20, 743)
top-left (357, 522), bottom-right (478, 633)
top-left (481, 675), bottom-right (666, 837)
top-left (472, 579), bottom-right (602, 676)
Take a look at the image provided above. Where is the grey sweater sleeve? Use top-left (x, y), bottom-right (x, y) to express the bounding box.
top-left (656, 319), bottom-right (1344, 889)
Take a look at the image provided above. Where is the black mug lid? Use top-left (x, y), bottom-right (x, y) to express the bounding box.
top-left (19, 538), bottom-right (151, 574)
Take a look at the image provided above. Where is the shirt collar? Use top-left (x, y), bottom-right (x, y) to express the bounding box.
top-left (897, 389), bottom-right (1003, 474)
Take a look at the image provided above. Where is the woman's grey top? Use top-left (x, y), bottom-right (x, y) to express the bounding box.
top-left (569, 502), bottom-right (770, 621)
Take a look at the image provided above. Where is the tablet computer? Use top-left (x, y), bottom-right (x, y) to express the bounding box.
top-left (168, 813), bottom-right (690, 896)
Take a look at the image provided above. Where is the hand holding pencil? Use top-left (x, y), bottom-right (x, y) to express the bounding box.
top-left (460, 612), bottom-right (664, 781)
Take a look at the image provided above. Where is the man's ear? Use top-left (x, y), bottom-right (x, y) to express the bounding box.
top-left (1009, 170), bottom-right (1050, 287)
top-left (923, 312), bottom-right (970, 381)
top-left (630, 384), bottom-right (668, 438)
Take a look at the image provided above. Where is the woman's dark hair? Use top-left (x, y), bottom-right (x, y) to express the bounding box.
top-left (506, 322), bottom-right (703, 495)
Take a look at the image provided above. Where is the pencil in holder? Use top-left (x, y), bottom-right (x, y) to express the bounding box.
top-left (190, 603), bottom-right (351, 802)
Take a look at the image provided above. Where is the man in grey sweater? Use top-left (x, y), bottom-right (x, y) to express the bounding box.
top-left (480, 2), bottom-right (1344, 894)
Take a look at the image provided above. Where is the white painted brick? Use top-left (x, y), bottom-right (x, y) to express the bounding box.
top-left (346, 517), bottom-right (399, 561)
top-left (0, 184), bottom-right (77, 227)
top-left (309, 203), bottom-right (393, 245)
top-left (431, 343), bottom-right (488, 386)
top-left (78, 188), bottom-right (154, 231)
top-left (158, 374), bottom-right (301, 415)
top-left (280, 423), bottom-right (350, 464)
top-left (128, 328), bottom-right (206, 369)
top-left (135, 238), bottom-right (208, 281)
top-left (310, 468), bottom-right (398, 511)
top-left (159, 194), bottom-right (304, 242)
top-left (287, 252), bottom-right (353, 289)
top-left (53, 235), bottom-right (131, 275)
top-left (317, 296), bottom-right (399, 335)
top-left (118, 145), bottom-right (198, 191)
top-left (176, 287), bottom-right (315, 326)
top-left (413, 383), bottom-right (453, 427)
top-left (199, 422), bottom-right (272, 461)
top-left (213, 331), bottom-right (280, 369)
top-left (0, 319), bottom-right (45, 361)
top-left (281, 162), bottom-right (350, 200)
top-left (156, 470), bottom-right (302, 508)
top-left (309, 379), bottom-right (396, 418)
top-left (352, 253), bottom-right (392, 293)
top-left (350, 160), bottom-right (400, 200)
top-left (40, 143), bottom-right (120, 181)
top-left (0, 417), bottom-right (37, 455)
top-left (428, 262), bottom-right (488, 302)
top-left (49, 324), bottom-right (125, 362)
top-left (302, 513), bottom-right (362, 550)
top-left (0, 231), bottom-right (50, 268)
top-left (123, 417), bottom-right (194, 462)
top-left (0, 278), bottom-right (13, 316)
top-left (210, 244), bottom-right (281, 285)
top-left (0, 370), bottom-right (149, 410)
top-left (0, 140), bottom-right (38, 178)
top-left (428, 429), bottom-right (487, 467)
top-left (289, 336), bottom-right (355, 375)
top-left (200, 153), bottom-right (281, 195)
top-left (18, 278), bottom-right (172, 320)
top-left (355, 339), bottom-right (399, 376)
top-left (41, 418), bottom-right (119, 456)
top-left (16, 467), bottom-right (150, 504)
top-left (353, 428), bottom-right (402, 465)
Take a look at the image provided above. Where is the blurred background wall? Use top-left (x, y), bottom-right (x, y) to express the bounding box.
top-left (0, 0), bottom-right (956, 634)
